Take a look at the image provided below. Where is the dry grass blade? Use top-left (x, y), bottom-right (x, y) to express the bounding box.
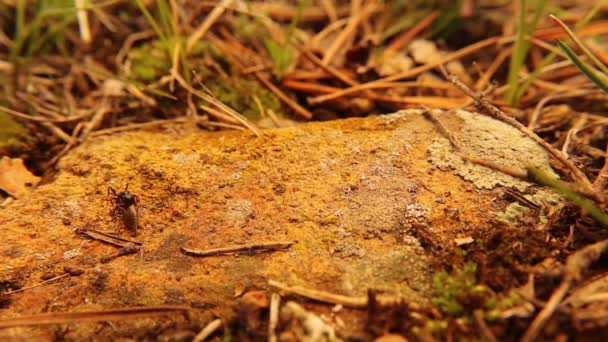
top-left (174, 73), bottom-right (262, 136)
top-left (193, 318), bottom-right (223, 342)
top-left (2, 273), bottom-right (70, 296)
top-left (268, 293), bottom-right (281, 342)
top-left (0, 306), bottom-right (190, 328)
top-left (321, 0), bottom-right (376, 65)
top-left (75, 0), bottom-right (91, 44)
top-left (549, 14), bottom-right (608, 75)
top-left (594, 143), bottom-right (608, 192)
top-left (186, 0), bottom-right (234, 53)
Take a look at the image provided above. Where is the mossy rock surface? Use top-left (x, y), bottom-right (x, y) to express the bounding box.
top-left (0, 109), bottom-right (552, 339)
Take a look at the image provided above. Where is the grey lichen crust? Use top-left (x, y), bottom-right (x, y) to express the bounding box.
top-left (427, 110), bottom-right (557, 191)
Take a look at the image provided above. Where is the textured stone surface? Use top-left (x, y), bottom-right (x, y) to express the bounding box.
top-left (0, 110), bottom-right (551, 339)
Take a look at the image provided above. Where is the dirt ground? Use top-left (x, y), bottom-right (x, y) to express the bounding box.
top-left (0, 109), bottom-right (554, 340)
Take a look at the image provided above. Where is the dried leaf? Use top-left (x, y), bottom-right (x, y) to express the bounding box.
top-left (0, 157), bottom-right (40, 198)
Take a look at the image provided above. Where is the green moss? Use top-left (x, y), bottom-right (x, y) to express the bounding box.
top-left (431, 262), bottom-right (487, 316)
top-left (128, 38), bottom-right (224, 82)
top-left (486, 292), bottom-right (523, 321)
top-left (205, 78), bottom-right (283, 120)
top-left (128, 37), bottom-right (284, 119)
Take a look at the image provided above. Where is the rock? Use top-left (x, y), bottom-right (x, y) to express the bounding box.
top-left (0, 109), bottom-right (553, 339)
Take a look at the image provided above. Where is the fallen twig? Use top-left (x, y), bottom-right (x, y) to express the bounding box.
top-left (309, 36), bottom-right (500, 104)
top-left (268, 280), bottom-right (417, 309)
top-left (0, 306), bottom-right (190, 328)
top-left (181, 240), bottom-right (297, 257)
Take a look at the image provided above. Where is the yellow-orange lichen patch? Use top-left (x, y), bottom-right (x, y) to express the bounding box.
top-left (0, 110), bottom-right (552, 339)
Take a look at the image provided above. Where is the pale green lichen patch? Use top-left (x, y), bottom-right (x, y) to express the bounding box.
top-left (427, 110), bottom-right (557, 191)
top-left (496, 189), bottom-right (564, 225)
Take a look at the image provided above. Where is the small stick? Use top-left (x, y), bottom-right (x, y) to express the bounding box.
top-left (268, 280), bottom-right (415, 309)
top-left (2, 273), bottom-right (70, 296)
top-left (181, 240), bottom-right (297, 257)
top-left (268, 293), bottom-right (281, 342)
top-left (193, 318), bottom-right (223, 342)
top-left (292, 43), bottom-right (358, 86)
top-left (253, 71), bottom-right (314, 120)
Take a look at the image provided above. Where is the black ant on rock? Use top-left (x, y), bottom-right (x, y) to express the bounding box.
top-left (108, 184), bottom-right (139, 236)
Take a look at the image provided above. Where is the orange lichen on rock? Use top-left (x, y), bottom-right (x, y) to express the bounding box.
top-left (0, 110), bottom-right (550, 339)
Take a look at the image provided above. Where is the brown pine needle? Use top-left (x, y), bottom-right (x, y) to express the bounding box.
top-left (0, 306), bottom-right (190, 328)
top-left (310, 36), bottom-right (500, 104)
top-left (321, 0), bottom-right (376, 65)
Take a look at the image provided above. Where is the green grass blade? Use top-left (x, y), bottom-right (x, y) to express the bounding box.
top-left (506, 0), bottom-right (546, 106)
top-left (550, 14), bottom-right (608, 75)
top-left (528, 166), bottom-right (608, 227)
top-left (557, 41), bottom-right (608, 93)
top-left (506, 0), bottom-right (529, 106)
top-left (514, 1), bottom-right (605, 101)
top-left (134, 0), bottom-right (171, 52)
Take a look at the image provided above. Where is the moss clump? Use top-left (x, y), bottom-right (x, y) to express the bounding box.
top-left (127, 39), bottom-right (224, 82)
top-left (205, 77), bottom-right (283, 120)
top-left (485, 291), bottom-right (522, 321)
top-left (431, 262), bottom-right (487, 316)
top-left (127, 38), bottom-right (284, 120)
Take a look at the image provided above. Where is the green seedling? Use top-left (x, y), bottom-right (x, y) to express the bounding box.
top-left (506, 0), bottom-right (546, 106)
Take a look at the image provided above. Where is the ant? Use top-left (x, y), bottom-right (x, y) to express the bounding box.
top-left (108, 184), bottom-right (139, 236)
